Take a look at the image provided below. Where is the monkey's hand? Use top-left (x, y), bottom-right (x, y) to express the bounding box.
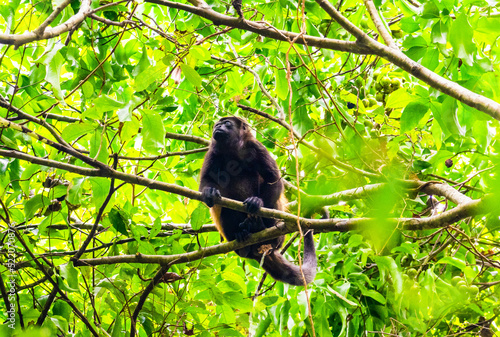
top-left (236, 216), bottom-right (266, 242)
top-left (243, 196), bottom-right (263, 214)
top-left (201, 187), bottom-right (221, 207)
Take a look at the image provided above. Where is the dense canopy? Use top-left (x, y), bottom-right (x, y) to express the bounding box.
top-left (0, 0), bottom-right (499, 336)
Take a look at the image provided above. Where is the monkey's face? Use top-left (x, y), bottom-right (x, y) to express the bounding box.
top-left (212, 118), bottom-right (244, 144)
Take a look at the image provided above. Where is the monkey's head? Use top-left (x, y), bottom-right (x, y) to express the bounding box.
top-left (211, 117), bottom-right (250, 148)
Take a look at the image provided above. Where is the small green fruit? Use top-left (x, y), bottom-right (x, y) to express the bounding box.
top-left (451, 276), bottom-right (462, 286)
top-left (468, 285), bottom-right (479, 297)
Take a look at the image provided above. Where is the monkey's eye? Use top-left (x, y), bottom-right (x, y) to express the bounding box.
top-left (224, 121), bottom-right (232, 127)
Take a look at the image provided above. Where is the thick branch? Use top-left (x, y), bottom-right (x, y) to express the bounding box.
top-left (0, 148), bottom-right (482, 228)
top-left (0, 0), bottom-right (92, 47)
top-left (73, 195), bottom-right (491, 267)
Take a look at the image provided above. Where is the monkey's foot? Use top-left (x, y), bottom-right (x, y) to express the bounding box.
top-left (235, 229), bottom-right (250, 242)
top-left (235, 218), bottom-right (252, 241)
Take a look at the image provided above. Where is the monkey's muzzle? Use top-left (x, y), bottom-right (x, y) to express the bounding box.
top-left (213, 129), bottom-right (228, 142)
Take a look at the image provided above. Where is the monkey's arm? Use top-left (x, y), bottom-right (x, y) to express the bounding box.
top-left (252, 143), bottom-right (284, 207)
top-left (199, 150), bottom-right (222, 207)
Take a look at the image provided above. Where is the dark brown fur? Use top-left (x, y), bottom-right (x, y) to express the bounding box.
top-left (199, 117), bottom-right (316, 286)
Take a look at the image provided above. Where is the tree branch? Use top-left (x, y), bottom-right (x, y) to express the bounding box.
top-left (144, 0), bottom-right (372, 54)
top-left (0, 0), bottom-right (92, 48)
top-left (363, 0), bottom-right (397, 49)
top-left (73, 194), bottom-right (492, 267)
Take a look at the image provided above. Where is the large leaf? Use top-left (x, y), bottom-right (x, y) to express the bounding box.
top-left (449, 13), bottom-right (476, 66)
top-left (180, 63), bottom-right (202, 87)
top-left (141, 109), bottom-right (165, 154)
top-left (61, 123), bottom-right (95, 142)
top-left (400, 100), bottom-right (429, 132)
top-left (134, 63), bottom-right (168, 92)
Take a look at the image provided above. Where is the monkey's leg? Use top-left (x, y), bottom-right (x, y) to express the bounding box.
top-left (235, 216), bottom-right (266, 242)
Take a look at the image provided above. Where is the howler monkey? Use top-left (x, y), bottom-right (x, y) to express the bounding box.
top-left (199, 117), bottom-right (317, 286)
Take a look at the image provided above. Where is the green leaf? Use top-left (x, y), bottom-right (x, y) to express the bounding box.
top-left (132, 46), bottom-right (151, 77)
top-left (431, 21), bottom-right (448, 45)
top-left (437, 256), bottom-right (466, 270)
top-left (421, 48), bottom-right (440, 71)
top-left (223, 291), bottom-right (253, 312)
top-left (400, 101), bottom-right (429, 132)
top-left (400, 17), bottom-right (420, 33)
top-left (275, 69), bottom-right (289, 100)
top-left (449, 13), bottom-right (476, 66)
top-left (134, 63), bottom-right (168, 92)
top-left (226, 70), bottom-right (243, 96)
top-left (430, 97), bottom-right (464, 136)
top-left (190, 203), bottom-right (206, 231)
top-left (421, 1), bottom-right (439, 19)
top-left (141, 109), bottom-right (165, 154)
top-left (405, 46), bottom-right (427, 62)
top-left (90, 129), bottom-right (109, 163)
top-left (396, 0), bottom-right (418, 16)
top-left (93, 95), bottom-right (124, 113)
top-left (59, 263), bottom-right (79, 292)
top-left (81, 81), bottom-right (94, 99)
top-left (61, 123), bottom-right (95, 142)
top-left (44, 50), bottom-right (64, 100)
top-left (67, 177), bottom-right (84, 206)
top-left (89, 177), bottom-right (110, 209)
top-left (360, 288), bottom-right (386, 304)
top-left (374, 256), bottom-right (403, 294)
top-left (475, 17), bottom-right (500, 44)
top-left (19, 164), bottom-right (39, 195)
top-left (412, 159), bottom-right (432, 171)
top-left (111, 309), bottom-right (123, 337)
top-left (109, 207), bottom-right (129, 236)
top-left (116, 96), bottom-right (141, 122)
top-left (385, 88), bottom-right (414, 109)
top-left (150, 217), bottom-right (162, 239)
top-left (52, 300), bottom-right (72, 321)
top-left (254, 316), bottom-right (272, 337)
top-left (82, 106), bottom-right (102, 120)
top-left (402, 35), bottom-right (427, 48)
top-left (24, 194), bottom-right (50, 220)
top-left (180, 63), bottom-right (202, 87)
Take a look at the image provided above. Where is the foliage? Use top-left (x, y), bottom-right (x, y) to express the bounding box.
top-left (0, 0), bottom-right (499, 336)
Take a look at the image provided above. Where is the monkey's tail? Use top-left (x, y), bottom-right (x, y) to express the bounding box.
top-left (261, 230), bottom-right (317, 286)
